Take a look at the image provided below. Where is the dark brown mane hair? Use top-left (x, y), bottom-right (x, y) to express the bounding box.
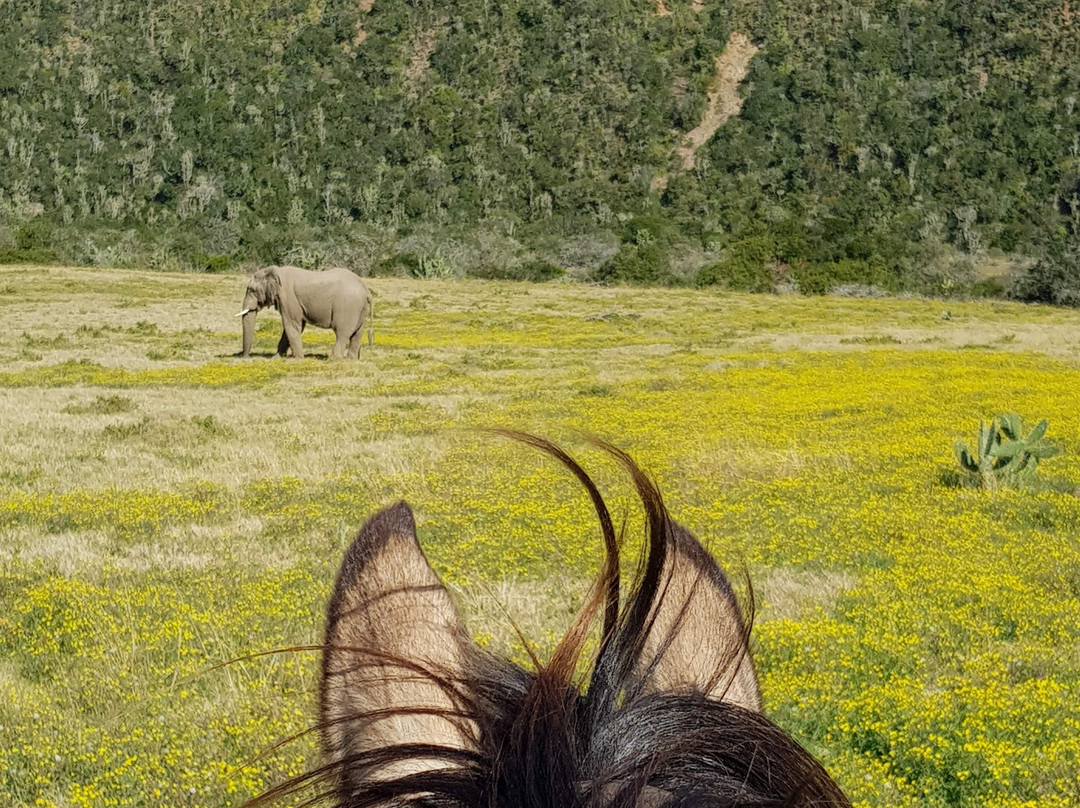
top-left (250, 433), bottom-right (851, 808)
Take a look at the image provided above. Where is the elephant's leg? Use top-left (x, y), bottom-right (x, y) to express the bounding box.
top-left (277, 322), bottom-right (305, 357)
top-left (347, 330), bottom-right (362, 359)
top-left (331, 328), bottom-right (349, 360)
top-left (283, 318), bottom-right (305, 359)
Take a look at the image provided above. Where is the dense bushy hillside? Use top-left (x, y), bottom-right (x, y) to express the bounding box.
top-left (1, 0), bottom-right (1078, 295)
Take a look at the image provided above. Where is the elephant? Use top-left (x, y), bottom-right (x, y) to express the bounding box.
top-left (236, 265), bottom-right (373, 360)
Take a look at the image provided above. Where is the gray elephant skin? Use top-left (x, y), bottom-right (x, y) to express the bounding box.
top-left (237, 265), bottom-right (373, 359)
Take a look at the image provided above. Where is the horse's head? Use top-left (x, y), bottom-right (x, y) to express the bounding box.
top-left (266, 435), bottom-right (851, 807)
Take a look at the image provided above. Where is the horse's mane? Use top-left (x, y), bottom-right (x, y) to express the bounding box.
top-left (248, 433), bottom-right (850, 808)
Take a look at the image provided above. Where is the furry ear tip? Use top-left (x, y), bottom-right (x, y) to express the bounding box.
top-left (381, 499), bottom-right (415, 526)
top-left (363, 499), bottom-right (415, 533)
top-left (668, 520), bottom-right (709, 557)
top-left (340, 500), bottom-right (418, 566)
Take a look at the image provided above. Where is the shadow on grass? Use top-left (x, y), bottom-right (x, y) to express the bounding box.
top-left (225, 352), bottom-right (332, 361)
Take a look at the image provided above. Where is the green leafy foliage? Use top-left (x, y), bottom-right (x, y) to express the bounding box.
top-left (969, 277), bottom-right (1009, 299)
top-left (623, 216), bottom-right (679, 250)
top-left (372, 252), bottom-right (422, 278)
top-left (593, 243), bottom-right (675, 286)
top-left (791, 260), bottom-right (891, 296)
top-left (695, 235), bottom-right (775, 292)
top-left (1011, 234), bottom-right (1080, 306)
top-left (0, 0), bottom-right (1078, 295)
top-left (953, 414), bottom-right (1063, 490)
top-left (471, 260), bottom-right (566, 282)
top-left (194, 254), bottom-right (233, 274)
top-left (0, 220), bottom-right (57, 264)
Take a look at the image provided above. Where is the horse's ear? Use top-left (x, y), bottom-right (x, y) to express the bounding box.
top-left (633, 522), bottom-right (762, 711)
top-left (321, 501), bottom-right (477, 787)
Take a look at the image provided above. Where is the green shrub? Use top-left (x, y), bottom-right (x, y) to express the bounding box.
top-left (1011, 239), bottom-right (1080, 307)
top-left (372, 248), bottom-right (457, 279)
top-left (0, 247), bottom-right (56, 264)
top-left (593, 243), bottom-right (676, 286)
top-left (372, 252), bottom-right (421, 277)
top-left (0, 220), bottom-right (58, 264)
top-left (695, 236), bottom-right (775, 292)
top-left (413, 248), bottom-right (456, 279)
top-left (238, 226), bottom-right (296, 265)
top-left (622, 216), bottom-right (678, 248)
top-left (792, 259), bottom-right (889, 296)
top-left (194, 254), bottom-right (233, 273)
top-left (695, 259), bottom-right (773, 292)
top-left (470, 260), bottom-right (566, 282)
top-left (283, 246), bottom-right (327, 271)
top-left (969, 276), bottom-right (1008, 299)
top-left (15, 220), bottom-right (54, 252)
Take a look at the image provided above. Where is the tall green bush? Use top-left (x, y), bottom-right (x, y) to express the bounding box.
top-left (695, 236), bottom-right (774, 292)
top-left (594, 244), bottom-right (675, 286)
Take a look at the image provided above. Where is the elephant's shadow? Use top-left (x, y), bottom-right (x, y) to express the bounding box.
top-left (226, 351), bottom-right (332, 361)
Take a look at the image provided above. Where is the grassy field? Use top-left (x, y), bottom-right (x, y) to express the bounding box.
top-left (2, 263), bottom-right (1080, 808)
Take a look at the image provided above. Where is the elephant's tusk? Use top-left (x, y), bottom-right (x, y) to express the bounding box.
top-left (235, 308), bottom-right (251, 317)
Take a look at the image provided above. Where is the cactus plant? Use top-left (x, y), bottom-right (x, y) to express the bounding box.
top-left (954, 414), bottom-right (1062, 490)
top-left (414, 248), bottom-right (456, 279)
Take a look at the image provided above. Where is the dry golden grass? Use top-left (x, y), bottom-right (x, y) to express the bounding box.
top-left (756, 567), bottom-right (857, 623)
top-left (452, 576), bottom-right (588, 662)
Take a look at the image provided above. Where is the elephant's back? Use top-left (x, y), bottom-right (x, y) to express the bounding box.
top-left (324, 267), bottom-right (369, 292)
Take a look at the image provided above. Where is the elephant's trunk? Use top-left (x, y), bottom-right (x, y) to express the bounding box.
top-left (241, 310), bottom-right (257, 356)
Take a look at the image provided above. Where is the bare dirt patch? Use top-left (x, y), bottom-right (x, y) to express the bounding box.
top-left (351, 0), bottom-right (377, 46)
top-left (406, 24), bottom-right (445, 83)
top-left (675, 32), bottom-right (758, 171)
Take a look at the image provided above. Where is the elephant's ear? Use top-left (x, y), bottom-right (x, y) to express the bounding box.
top-left (630, 519), bottom-right (762, 712)
top-left (256, 266), bottom-right (280, 307)
top-left (321, 501), bottom-right (478, 791)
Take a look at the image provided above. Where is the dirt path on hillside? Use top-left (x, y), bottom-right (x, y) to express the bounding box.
top-left (675, 32), bottom-right (758, 170)
top-left (654, 31), bottom-right (758, 192)
top-left (351, 0), bottom-right (377, 46)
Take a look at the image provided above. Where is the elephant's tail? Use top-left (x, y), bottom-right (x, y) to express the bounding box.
top-left (367, 296), bottom-right (374, 347)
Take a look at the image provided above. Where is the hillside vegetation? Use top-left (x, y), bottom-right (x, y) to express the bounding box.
top-left (1, 265), bottom-right (1080, 806)
top-left (1, 0), bottom-right (1079, 295)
